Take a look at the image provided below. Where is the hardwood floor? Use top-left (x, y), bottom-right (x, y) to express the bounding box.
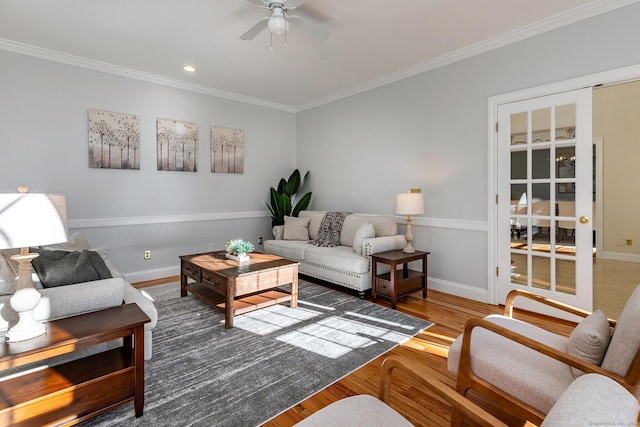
top-left (262, 283), bottom-right (578, 427)
top-left (134, 276), bottom-right (634, 426)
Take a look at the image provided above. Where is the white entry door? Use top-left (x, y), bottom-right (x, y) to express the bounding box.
top-left (497, 88), bottom-right (593, 311)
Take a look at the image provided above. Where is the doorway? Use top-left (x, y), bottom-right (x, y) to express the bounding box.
top-left (496, 88), bottom-right (593, 312)
top-left (488, 67), bottom-right (640, 318)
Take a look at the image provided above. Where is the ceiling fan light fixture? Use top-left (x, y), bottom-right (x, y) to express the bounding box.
top-left (268, 9), bottom-right (289, 36)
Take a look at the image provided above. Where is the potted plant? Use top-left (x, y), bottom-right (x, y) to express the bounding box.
top-left (225, 239), bottom-right (255, 263)
top-left (266, 169), bottom-right (312, 227)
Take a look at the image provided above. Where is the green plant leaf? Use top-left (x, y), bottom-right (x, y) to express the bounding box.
top-left (292, 192), bottom-right (312, 217)
top-left (284, 169), bottom-right (301, 196)
top-left (276, 178), bottom-right (287, 194)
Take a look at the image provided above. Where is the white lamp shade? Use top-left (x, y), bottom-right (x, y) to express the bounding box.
top-left (0, 193), bottom-right (68, 249)
top-left (396, 192), bottom-right (424, 215)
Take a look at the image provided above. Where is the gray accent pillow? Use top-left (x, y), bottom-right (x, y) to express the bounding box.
top-left (31, 248), bottom-right (113, 288)
top-left (567, 309), bottom-right (611, 377)
top-left (284, 215), bottom-right (311, 240)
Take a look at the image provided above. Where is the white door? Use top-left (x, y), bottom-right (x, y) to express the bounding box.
top-left (497, 88), bottom-right (593, 311)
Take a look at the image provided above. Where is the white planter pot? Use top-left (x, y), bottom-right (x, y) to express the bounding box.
top-left (225, 253), bottom-right (250, 263)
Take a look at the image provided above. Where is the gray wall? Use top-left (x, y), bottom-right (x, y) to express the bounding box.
top-left (3, 3), bottom-right (640, 298)
top-left (296, 2), bottom-right (640, 301)
top-left (0, 51), bottom-right (296, 282)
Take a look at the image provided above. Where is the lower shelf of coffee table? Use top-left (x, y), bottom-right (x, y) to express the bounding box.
top-left (217, 290), bottom-right (292, 315)
top-left (187, 282), bottom-right (291, 316)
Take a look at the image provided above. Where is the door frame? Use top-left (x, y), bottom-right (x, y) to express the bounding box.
top-left (487, 63), bottom-right (640, 306)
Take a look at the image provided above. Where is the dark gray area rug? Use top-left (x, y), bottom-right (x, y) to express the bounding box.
top-left (81, 280), bottom-right (432, 427)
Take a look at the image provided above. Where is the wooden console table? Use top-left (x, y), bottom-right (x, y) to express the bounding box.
top-left (0, 303), bottom-right (150, 426)
top-left (371, 250), bottom-right (430, 309)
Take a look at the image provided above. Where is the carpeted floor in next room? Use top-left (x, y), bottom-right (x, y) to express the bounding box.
top-left (81, 279), bottom-right (432, 427)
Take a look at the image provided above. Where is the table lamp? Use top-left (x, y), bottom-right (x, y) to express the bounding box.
top-left (0, 187), bottom-right (67, 341)
top-left (396, 189), bottom-right (424, 253)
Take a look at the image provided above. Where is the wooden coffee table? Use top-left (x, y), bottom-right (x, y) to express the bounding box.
top-left (180, 251), bottom-right (299, 328)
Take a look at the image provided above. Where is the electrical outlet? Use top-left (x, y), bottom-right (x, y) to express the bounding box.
top-left (208, 243), bottom-right (215, 251)
top-left (144, 250), bottom-right (151, 260)
top-left (626, 238), bottom-right (633, 246)
top-left (258, 237), bottom-right (264, 245)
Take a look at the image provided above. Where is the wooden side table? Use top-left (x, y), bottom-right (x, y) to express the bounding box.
top-left (371, 250), bottom-right (430, 309)
top-left (0, 304), bottom-right (150, 426)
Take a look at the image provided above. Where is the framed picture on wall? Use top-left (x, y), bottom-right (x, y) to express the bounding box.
top-left (157, 118), bottom-right (198, 172)
top-left (210, 126), bottom-right (244, 174)
top-left (88, 109), bottom-right (140, 169)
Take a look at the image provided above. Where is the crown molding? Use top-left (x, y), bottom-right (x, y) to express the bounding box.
top-left (0, 39), bottom-right (295, 113)
top-left (1, 0), bottom-right (637, 114)
top-left (294, 0), bottom-right (640, 112)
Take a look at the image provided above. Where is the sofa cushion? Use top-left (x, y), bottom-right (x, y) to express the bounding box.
top-left (31, 248), bottom-right (112, 288)
top-left (34, 277), bottom-right (126, 321)
top-left (284, 215), bottom-right (311, 240)
top-left (541, 373), bottom-right (640, 427)
top-left (340, 215), bottom-right (398, 246)
top-left (0, 250), bottom-right (18, 295)
top-left (299, 211), bottom-right (327, 241)
top-left (448, 314), bottom-right (573, 413)
top-left (263, 239), bottom-right (308, 261)
top-left (294, 394), bottom-right (412, 427)
top-left (353, 222), bottom-right (375, 255)
top-left (567, 309), bottom-right (611, 377)
top-left (305, 245), bottom-right (370, 274)
top-left (43, 232), bottom-right (90, 252)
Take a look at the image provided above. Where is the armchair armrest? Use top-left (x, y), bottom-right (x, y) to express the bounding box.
top-left (363, 235), bottom-right (407, 257)
top-left (457, 318), bottom-right (632, 395)
top-left (504, 289), bottom-right (617, 327)
top-left (272, 225), bottom-right (284, 240)
top-left (380, 355), bottom-right (509, 427)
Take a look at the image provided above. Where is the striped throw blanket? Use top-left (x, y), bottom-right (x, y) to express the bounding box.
top-left (309, 212), bottom-right (351, 247)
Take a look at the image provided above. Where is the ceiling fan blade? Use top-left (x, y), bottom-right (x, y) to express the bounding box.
top-left (289, 15), bottom-right (329, 40)
top-left (244, 0), bottom-right (269, 6)
top-left (285, 0), bottom-right (309, 9)
top-left (239, 17), bottom-right (269, 40)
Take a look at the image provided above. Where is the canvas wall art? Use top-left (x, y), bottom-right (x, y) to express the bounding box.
top-left (88, 109), bottom-right (140, 169)
top-left (210, 126), bottom-right (244, 174)
top-left (157, 118), bottom-right (198, 172)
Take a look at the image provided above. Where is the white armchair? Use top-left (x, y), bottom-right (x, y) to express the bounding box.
top-left (448, 284), bottom-right (640, 424)
top-left (295, 355), bottom-right (638, 426)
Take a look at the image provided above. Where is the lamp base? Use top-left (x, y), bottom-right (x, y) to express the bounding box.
top-left (402, 243), bottom-right (416, 254)
top-left (5, 312), bottom-right (46, 342)
top-left (7, 252), bottom-right (46, 342)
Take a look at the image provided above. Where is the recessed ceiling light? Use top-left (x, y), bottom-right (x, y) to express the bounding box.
top-left (183, 65), bottom-right (197, 72)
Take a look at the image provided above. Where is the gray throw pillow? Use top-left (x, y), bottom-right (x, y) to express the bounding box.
top-left (567, 309), bottom-right (611, 377)
top-left (31, 248), bottom-right (113, 288)
top-left (284, 216), bottom-right (311, 240)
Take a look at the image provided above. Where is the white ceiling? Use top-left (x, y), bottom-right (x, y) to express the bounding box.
top-left (0, 0), bottom-right (634, 111)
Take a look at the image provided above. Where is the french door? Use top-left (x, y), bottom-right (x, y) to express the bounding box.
top-left (497, 88), bottom-right (593, 311)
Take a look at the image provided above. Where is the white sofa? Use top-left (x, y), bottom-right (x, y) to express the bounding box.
top-left (264, 211), bottom-right (406, 296)
top-left (0, 232), bottom-right (158, 360)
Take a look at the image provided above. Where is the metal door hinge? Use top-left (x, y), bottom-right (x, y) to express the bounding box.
top-left (496, 194), bottom-right (499, 204)
top-left (496, 266), bottom-right (499, 276)
top-left (495, 122), bottom-right (499, 132)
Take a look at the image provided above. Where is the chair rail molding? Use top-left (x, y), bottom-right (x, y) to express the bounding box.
top-left (69, 210), bottom-right (270, 229)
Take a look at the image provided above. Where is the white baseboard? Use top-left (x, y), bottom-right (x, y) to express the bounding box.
top-left (125, 266), bottom-right (180, 284)
top-left (428, 277), bottom-right (490, 304)
top-left (599, 251), bottom-right (640, 263)
top-left (123, 266), bottom-right (491, 305)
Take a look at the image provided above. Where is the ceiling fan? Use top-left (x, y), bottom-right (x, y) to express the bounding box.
top-left (240, 0), bottom-right (329, 42)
